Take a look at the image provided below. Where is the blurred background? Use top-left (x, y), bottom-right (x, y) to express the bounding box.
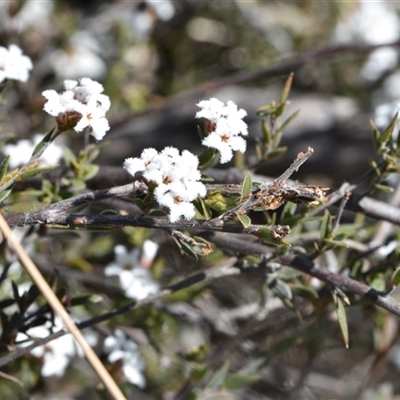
top-left (2, 1), bottom-right (400, 399)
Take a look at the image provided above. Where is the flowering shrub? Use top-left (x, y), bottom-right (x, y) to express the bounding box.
top-left (2, 3), bottom-right (400, 400)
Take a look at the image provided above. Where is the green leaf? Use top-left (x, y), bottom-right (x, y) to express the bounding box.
top-left (261, 120), bottom-right (272, 144)
top-left (193, 197), bottom-right (212, 220)
top-left (192, 236), bottom-right (213, 256)
top-left (207, 361), bottom-right (230, 390)
top-left (81, 164), bottom-right (99, 181)
top-left (197, 124), bottom-right (205, 140)
top-left (324, 239), bottom-right (349, 249)
top-left (200, 174), bottom-right (214, 182)
top-left (256, 101), bottom-right (276, 117)
top-left (332, 290), bottom-right (349, 348)
top-left (31, 127), bottom-right (57, 160)
top-left (274, 100), bottom-right (288, 118)
top-left (380, 111), bottom-right (398, 145)
top-left (70, 295), bottom-right (93, 306)
top-left (0, 189), bottom-right (12, 202)
top-left (225, 373), bottom-right (260, 390)
top-left (267, 146), bottom-right (287, 160)
top-left (272, 129), bottom-right (283, 148)
top-left (236, 212), bottom-right (251, 228)
top-left (63, 146), bottom-right (77, 165)
top-left (278, 109), bottom-right (300, 133)
top-left (18, 165), bottom-right (59, 181)
top-left (320, 210), bottom-right (332, 241)
top-left (370, 120), bottom-right (381, 151)
top-left (0, 155), bottom-right (10, 182)
top-left (240, 172), bottom-right (252, 201)
top-left (393, 267), bottom-right (400, 286)
top-left (267, 277), bottom-right (292, 300)
top-left (374, 183), bottom-right (394, 193)
top-left (255, 227), bottom-right (289, 246)
top-left (280, 73), bottom-right (294, 105)
top-left (199, 148), bottom-right (219, 169)
top-left (173, 237), bottom-right (198, 260)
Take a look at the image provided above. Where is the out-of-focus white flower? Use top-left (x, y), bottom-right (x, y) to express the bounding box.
top-left (130, 0), bottom-right (175, 39)
top-left (0, 44), bottom-right (32, 84)
top-left (42, 77), bottom-right (110, 140)
top-left (196, 98), bottom-right (248, 163)
top-left (104, 243), bottom-right (159, 300)
top-left (49, 31), bottom-right (107, 80)
top-left (374, 102), bottom-right (400, 129)
top-left (104, 329), bottom-right (146, 387)
top-left (11, 0), bottom-right (54, 32)
top-left (2, 134), bottom-right (63, 169)
top-left (16, 317), bottom-right (98, 378)
top-left (124, 147), bottom-right (206, 222)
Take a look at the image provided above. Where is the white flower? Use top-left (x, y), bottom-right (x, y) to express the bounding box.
top-left (124, 147), bottom-right (206, 222)
top-left (104, 244), bottom-right (159, 300)
top-left (48, 31), bottom-right (106, 80)
top-left (0, 44), bottom-right (32, 83)
top-left (16, 317), bottom-right (98, 378)
top-left (1, 0), bottom-right (54, 33)
top-left (42, 77), bottom-right (110, 140)
top-left (2, 134), bottom-right (63, 169)
top-left (104, 329), bottom-right (146, 388)
top-left (195, 98), bottom-right (248, 163)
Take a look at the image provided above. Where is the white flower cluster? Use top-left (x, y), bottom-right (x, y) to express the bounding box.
top-left (124, 147), bottom-right (206, 222)
top-left (195, 98), bottom-right (248, 163)
top-left (104, 243), bottom-right (159, 300)
top-left (42, 77), bottom-right (111, 140)
top-left (16, 317), bottom-right (98, 378)
top-left (0, 44), bottom-right (32, 83)
top-left (2, 134), bottom-right (63, 169)
top-left (104, 329), bottom-right (146, 388)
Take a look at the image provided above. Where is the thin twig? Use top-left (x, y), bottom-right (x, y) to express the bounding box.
top-left (207, 232), bottom-right (400, 317)
top-left (0, 257), bottom-right (238, 367)
top-left (0, 212), bottom-right (127, 400)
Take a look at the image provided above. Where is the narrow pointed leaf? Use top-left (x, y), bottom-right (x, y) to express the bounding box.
top-left (370, 120), bottom-right (381, 151)
top-left (380, 112), bottom-right (398, 145)
top-left (198, 148), bottom-right (219, 170)
top-left (207, 361), bottom-right (230, 389)
top-left (261, 120), bottom-right (272, 144)
top-left (267, 146), bottom-right (288, 160)
top-left (31, 127), bottom-right (57, 161)
top-left (278, 109), bottom-right (300, 133)
top-left (0, 155), bottom-right (10, 182)
top-left (0, 189), bottom-right (12, 202)
top-left (18, 165), bottom-right (59, 181)
top-left (267, 277), bottom-right (292, 300)
top-left (320, 209), bottom-right (331, 241)
top-left (280, 73), bottom-right (294, 105)
top-left (332, 291), bottom-right (349, 348)
top-left (240, 172), bottom-right (252, 201)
